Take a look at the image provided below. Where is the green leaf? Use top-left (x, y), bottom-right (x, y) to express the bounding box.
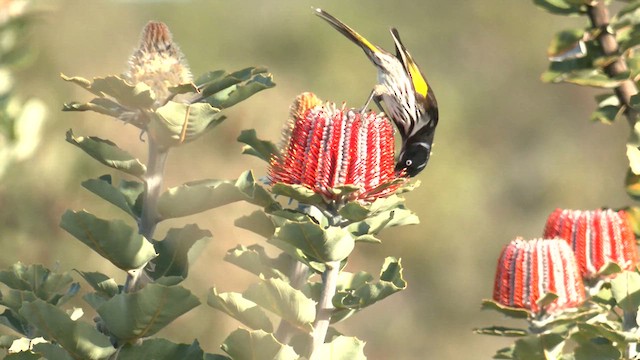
top-left (243, 277), bottom-right (316, 331)
top-left (547, 28), bottom-right (586, 60)
top-left (313, 336), bottom-right (366, 360)
top-left (333, 257), bottom-right (406, 313)
top-left (513, 334), bottom-right (565, 360)
top-left (610, 270), bottom-right (640, 311)
top-left (573, 331), bottom-right (622, 360)
top-left (627, 121), bottom-right (640, 175)
top-left (197, 67), bottom-right (275, 110)
top-left (276, 220), bottom-right (355, 262)
top-left (347, 208), bottom-right (419, 237)
top-left (62, 74), bottom-right (155, 109)
top-left (271, 183), bottom-right (326, 208)
top-left (221, 329), bottom-right (298, 360)
top-left (149, 224), bottom-right (212, 281)
top-left (628, 167), bottom-right (640, 200)
top-left (65, 130), bottom-right (146, 178)
top-left (149, 102), bottom-right (225, 148)
top-left (533, 0), bottom-right (585, 15)
top-left (32, 343), bottom-right (74, 360)
top-left (542, 67), bottom-right (625, 88)
top-left (82, 176), bottom-right (144, 219)
top-left (75, 271), bottom-right (119, 299)
top-left (157, 179), bottom-right (249, 220)
top-left (19, 299), bottom-right (116, 360)
top-left (234, 170), bottom-right (281, 210)
top-left (62, 98), bottom-right (129, 119)
top-left (117, 339), bottom-right (212, 360)
top-left (224, 244), bottom-right (293, 280)
top-left (237, 129), bottom-right (279, 162)
top-left (60, 210), bottom-right (157, 271)
top-left (4, 352), bottom-right (43, 360)
top-left (0, 263), bottom-right (77, 306)
top-left (235, 211), bottom-right (276, 239)
top-left (480, 299), bottom-right (531, 319)
top-left (97, 284), bottom-right (200, 342)
top-left (473, 326), bottom-right (528, 337)
top-left (207, 288), bottom-right (273, 332)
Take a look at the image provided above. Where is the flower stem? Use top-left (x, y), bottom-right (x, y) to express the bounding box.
top-left (310, 260), bottom-right (340, 359)
top-left (124, 136), bottom-right (169, 292)
top-left (275, 260), bottom-right (310, 344)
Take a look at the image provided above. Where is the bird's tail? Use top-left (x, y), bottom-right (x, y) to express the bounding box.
top-left (314, 8), bottom-right (382, 61)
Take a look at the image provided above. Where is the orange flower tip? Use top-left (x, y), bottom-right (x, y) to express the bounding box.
top-left (544, 208), bottom-right (639, 279)
top-left (493, 238), bottom-right (586, 315)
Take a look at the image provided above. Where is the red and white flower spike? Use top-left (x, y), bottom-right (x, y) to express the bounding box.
top-left (270, 92), bottom-right (406, 203)
top-left (493, 238), bottom-right (586, 314)
top-left (543, 208), bottom-right (639, 279)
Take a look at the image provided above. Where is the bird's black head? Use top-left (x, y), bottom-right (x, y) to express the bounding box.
top-left (396, 142), bottom-right (431, 177)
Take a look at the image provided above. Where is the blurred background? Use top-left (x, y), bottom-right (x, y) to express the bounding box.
top-left (0, 0), bottom-right (632, 359)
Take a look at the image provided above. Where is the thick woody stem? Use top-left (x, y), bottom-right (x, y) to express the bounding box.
top-left (587, 1), bottom-right (639, 124)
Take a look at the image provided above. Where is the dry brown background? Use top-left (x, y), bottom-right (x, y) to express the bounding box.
top-left (0, 1), bottom-right (633, 359)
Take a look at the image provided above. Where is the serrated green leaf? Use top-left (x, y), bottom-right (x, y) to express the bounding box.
top-left (234, 170), bottom-right (280, 210)
top-left (84, 75), bottom-right (155, 109)
top-left (196, 67), bottom-right (266, 97)
top-left (75, 271), bottom-right (119, 299)
top-left (62, 98), bottom-right (128, 119)
top-left (481, 299), bottom-right (531, 319)
top-left (271, 183), bottom-right (326, 208)
top-left (32, 343), bottom-right (74, 360)
top-left (610, 270), bottom-right (640, 311)
top-left (66, 130), bottom-right (146, 177)
top-left (117, 339), bottom-right (210, 360)
top-left (276, 221), bottom-right (355, 262)
top-left (196, 67), bottom-right (275, 110)
top-left (221, 329), bottom-right (299, 360)
top-left (244, 278), bottom-right (315, 331)
top-left (157, 179), bottom-right (246, 219)
top-left (19, 300), bottom-right (116, 360)
top-left (235, 210), bottom-right (276, 239)
top-left (513, 333), bottom-right (565, 360)
top-left (4, 352), bottom-right (42, 360)
top-left (60, 210), bottom-right (157, 271)
top-left (533, 0), bottom-right (584, 15)
top-left (150, 101), bottom-right (224, 148)
top-left (473, 326), bottom-right (528, 337)
top-left (97, 284), bottom-right (200, 342)
top-left (347, 208), bottom-right (419, 237)
top-left (313, 336), bottom-right (366, 360)
top-left (224, 244), bottom-right (293, 280)
top-left (207, 288), bottom-right (273, 332)
top-left (237, 129), bottom-right (279, 162)
top-left (149, 224), bottom-right (212, 281)
top-left (82, 176), bottom-right (143, 219)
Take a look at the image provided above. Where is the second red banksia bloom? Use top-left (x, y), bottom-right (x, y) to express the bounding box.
top-left (270, 93), bottom-right (405, 203)
top-left (493, 238), bottom-right (586, 314)
top-left (543, 208), bottom-right (639, 279)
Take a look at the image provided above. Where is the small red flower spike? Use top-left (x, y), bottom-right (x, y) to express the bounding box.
top-left (493, 238), bottom-right (586, 314)
top-left (270, 92), bottom-right (406, 203)
top-left (543, 208), bottom-right (639, 279)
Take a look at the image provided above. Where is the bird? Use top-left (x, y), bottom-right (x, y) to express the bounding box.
top-left (314, 8), bottom-right (438, 177)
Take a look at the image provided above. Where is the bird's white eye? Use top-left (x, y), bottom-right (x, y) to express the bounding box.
top-left (405, 159), bottom-right (412, 166)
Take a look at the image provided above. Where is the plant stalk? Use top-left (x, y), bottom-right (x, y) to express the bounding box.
top-left (587, 0), bottom-right (639, 123)
top-left (275, 260), bottom-right (310, 343)
top-left (310, 260), bottom-right (340, 359)
top-left (124, 136), bottom-right (169, 292)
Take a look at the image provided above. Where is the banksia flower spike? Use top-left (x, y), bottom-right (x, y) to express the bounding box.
top-left (493, 238), bottom-right (586, 315)
top-left (544, 208), bottom-right (639, 279)
top-left (269, 92), bottom-right (406, 204)
top-left (124, 21), bottom-right (192, 108)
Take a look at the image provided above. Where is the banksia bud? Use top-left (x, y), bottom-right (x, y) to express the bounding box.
top-left (269, 92), bottom-right (405, 203)
top-left (543, 208), bottom-right (639, 279)
top-left (493, 238), bottom-right (585, 314)
top-left (124, 21), bottom-right (192, 107)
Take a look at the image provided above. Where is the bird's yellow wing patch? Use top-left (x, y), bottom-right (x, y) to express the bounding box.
top-left (407, 60), bottom-right (428, 98)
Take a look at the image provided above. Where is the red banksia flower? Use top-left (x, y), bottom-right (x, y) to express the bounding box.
top-left (493, 238), bottom-right (586, 314)
top-left (269, 93), bottom-right (406, 203)
top-left (543, 208), bottom-right (639, 279)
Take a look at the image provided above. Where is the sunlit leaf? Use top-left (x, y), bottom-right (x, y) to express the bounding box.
top-left (513, 334), bottom-right (565, 360)
top-left (97, 284), bottom-right (200, 342)
top-left (117, 338), bottom-right (216, 360)
top-left (235, 211), bottom-right (276, 239)
top-left (244, 277), bottom-right (315, 331)
top-left (60, 210), bottom-right (157, 271)
top-left (0, 263), bottom-right (77, 306)
top-left (66, 130), bottom-right (146, 178)
top-left (237, 129), bottom-right (280, 163)
top-left (473, 326), bottom-right (528, 337)
top-left (82, 175), bottom-right (143, 219)
top-left (610, 270), bottom-right (640, 311)
top-left (276, 220), bottom-right (355, 262)
top-left (533, 0), bottom-right (585, 15)
top-left (75, 271), bottom-right (119, 299)
top-left (271, 183), bottom-right (326, 208)
top-left (157, 179), bottom-right (245, 219)
top-left (481, 299), bottom-right (531, 319)
top-left (149, 101), bottom-right (225, 148)
top-left (19, 300), bottom-right (116, 360)
top-left (207, 288), bottom-right (273, 332)
top-left (313, 336), bottom-right (366, 360)
top-left (224, 244), bottom-right (293, 280)
top-left (221, 329), bottom-right (298, 360)
top-left (196, 67), bottom-right (275, 110)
